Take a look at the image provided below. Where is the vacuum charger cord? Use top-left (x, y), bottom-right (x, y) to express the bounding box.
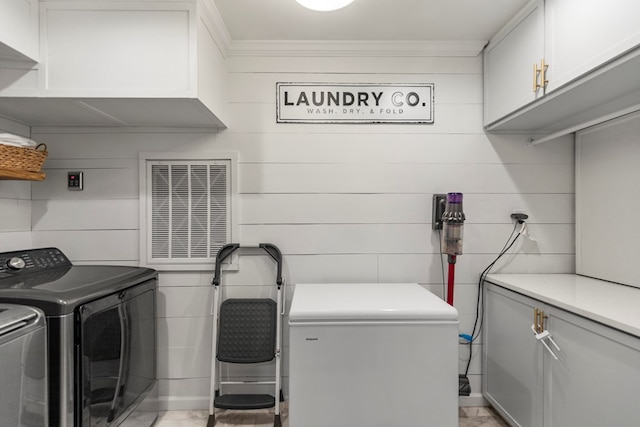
top-left (462, 221), bottom-right (523, 376)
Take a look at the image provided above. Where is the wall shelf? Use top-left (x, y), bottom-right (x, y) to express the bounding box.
top-left (0, 168), bottom-right (45, 181)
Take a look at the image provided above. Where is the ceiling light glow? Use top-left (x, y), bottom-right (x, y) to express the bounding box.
top-left (296, 0), bottom-right (355, 12)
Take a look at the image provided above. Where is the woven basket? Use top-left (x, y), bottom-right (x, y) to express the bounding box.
top-left (0, 143), bottom-right (48, 172)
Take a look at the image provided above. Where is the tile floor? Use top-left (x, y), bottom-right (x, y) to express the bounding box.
top-left (154, 405), bottom-right (509, 427)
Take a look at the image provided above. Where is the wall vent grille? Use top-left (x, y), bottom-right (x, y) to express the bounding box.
top-left (148, 161), bottom-right (229, 262)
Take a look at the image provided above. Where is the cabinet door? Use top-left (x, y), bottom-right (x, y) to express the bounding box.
top-left (483, 284), bottom-right (544, 427)
top-left (545, 308), bottom-right (640, 427)
top-left (0, 0), bottom-right (38, 61)
top-left (40, 2), bottom-right (193, 96)
top-left (484, 0), bottom-right (545, 126)
top-left (545, 0), bottom-right (640, 92)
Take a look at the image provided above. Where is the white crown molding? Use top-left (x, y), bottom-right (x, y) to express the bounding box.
top-left (198, 1), bottom-right (485, 57)
top-left (226, 39), bottom-right (487, 57)
top-left (198, 0), bottom-right (232, 57)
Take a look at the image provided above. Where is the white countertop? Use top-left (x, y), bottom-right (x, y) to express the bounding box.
top-left (485, 274), bottom-right (640, 338)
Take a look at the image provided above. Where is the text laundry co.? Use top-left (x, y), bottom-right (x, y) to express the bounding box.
top-left (276, 83), bottom-right (434, 124)
top-left (282, 91), bottom-right (425, 108)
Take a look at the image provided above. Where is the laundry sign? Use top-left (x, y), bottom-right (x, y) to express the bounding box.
top-left (276, 83), bottom-right (434, 124)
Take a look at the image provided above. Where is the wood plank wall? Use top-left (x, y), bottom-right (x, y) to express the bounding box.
top-left (0, 179), bottom-right (32, 250)
top-left (0, 120), bottom-right (33, 250)
top-left (0, 53), bottom-right (575, 410)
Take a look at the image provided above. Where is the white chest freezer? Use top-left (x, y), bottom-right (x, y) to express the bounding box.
top-left (288, 283), bottom-right (459, 427)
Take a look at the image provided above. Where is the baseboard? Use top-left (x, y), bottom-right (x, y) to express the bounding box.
top-left (158, 397), bottom-right (210, 411)
top-left (459, 393), bottom-right (488, 407)
top-left (160, 393), bottom-right (488, 411)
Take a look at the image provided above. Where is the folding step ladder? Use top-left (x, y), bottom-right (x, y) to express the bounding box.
top-left (207, 243), bottom-right (284, 427)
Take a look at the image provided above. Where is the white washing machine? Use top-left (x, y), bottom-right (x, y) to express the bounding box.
top-left (288, 283), bottom-right (459, 427)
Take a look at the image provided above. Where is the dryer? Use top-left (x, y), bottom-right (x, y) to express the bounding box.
top-left (0, 247), bottom-right (158, 427)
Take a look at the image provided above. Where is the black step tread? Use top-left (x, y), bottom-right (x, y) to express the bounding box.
top-left (214, 393), bottom-right (275, 410)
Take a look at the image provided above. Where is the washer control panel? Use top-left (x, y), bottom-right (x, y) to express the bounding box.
top-left (0, 247), bottom-right (72, 275)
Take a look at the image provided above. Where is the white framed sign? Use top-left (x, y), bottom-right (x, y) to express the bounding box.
top-left (276, 83), bottom-right (434, 124)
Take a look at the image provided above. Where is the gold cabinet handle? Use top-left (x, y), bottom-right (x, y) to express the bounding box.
top-left (533, 59), bottom-right (549, 92)
top-left (532, 307), bottom-right (561, 359)
top-left (533, 307), bottom-right (548, 333)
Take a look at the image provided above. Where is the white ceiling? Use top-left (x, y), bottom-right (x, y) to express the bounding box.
top-left (213, 0), bottom-right (529, 43)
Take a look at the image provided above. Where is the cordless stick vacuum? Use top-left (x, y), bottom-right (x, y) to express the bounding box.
top-left (440, 192), bottom-right (471, 396)
top-left (441, 192), bottom-right (465, 306)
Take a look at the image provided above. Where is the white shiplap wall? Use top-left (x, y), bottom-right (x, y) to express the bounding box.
top-left (0, 179), bottom-right (32, 250)
top-left (2, 52), bottom-right (575, 410)
top-left (0, 120), bottom-right (33, 250)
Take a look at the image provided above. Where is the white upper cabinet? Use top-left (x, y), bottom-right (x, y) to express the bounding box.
top-left (545, 0), bottom-right (640, 92)
top-left (484, 0), bottom-right (640, 135)
top-left (41, 4), bottom-right (193, 97)
top-left (0, 0), bottom-right (227, 128)
top-left (0, 0), bottom-right (39, 62)
top-left (484, 0), bottom-right (544, 125)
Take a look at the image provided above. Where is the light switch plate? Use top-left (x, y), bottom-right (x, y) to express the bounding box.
top-left (68, 171), bottom-right (83, 191)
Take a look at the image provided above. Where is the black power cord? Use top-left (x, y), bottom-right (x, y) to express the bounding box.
top-left (463, 221), bottom-right (523, 377)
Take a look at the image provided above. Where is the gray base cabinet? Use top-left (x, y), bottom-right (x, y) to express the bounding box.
top-left (483, 283), bottom-right (542, 427)
top-left (483, 282), bottom-right (640, 427)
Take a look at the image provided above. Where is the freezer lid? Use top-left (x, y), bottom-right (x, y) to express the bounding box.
top-left (288, 283), bottom-right (458, 322)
